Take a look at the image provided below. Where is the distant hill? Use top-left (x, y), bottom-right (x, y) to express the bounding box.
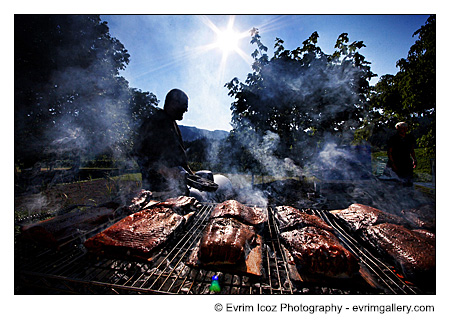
top-left (179, 125), bottom-right (229, 142)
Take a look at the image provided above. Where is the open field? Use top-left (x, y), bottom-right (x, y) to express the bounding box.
top-left (15, 147), bottom-right (435, 217)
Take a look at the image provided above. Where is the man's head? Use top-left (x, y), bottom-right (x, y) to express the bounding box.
top-left (164, 89), bottom-right (189, 121)
top-left (395, 122), bottom-right (408, 137)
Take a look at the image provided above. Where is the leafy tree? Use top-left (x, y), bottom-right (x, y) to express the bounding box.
top-left (397, 15), bottom-right (435, 120)
top-left (367, 15), bottom-right (435, 154)
top-left (129, 89), bottom-right (159, 125)
top-left (215, 128), bottom-right (264, 175)
top-left (126, 88), bottom-right (159, 152)
top-left (225, 29), bottom-right (375, 169)
top-left (15, 15), bottom-right (132, 169)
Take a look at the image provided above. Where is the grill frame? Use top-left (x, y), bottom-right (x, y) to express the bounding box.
top-left (15, 203), bottom-right (425, 295)
top-left (313, 209), bottom-right (421, 294)
top-left (15, 203), bottom-right (295, 294)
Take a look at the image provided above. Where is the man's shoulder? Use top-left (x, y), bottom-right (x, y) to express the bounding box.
top-left (406, 133), bottom-right (416, 144)
top-left (154, 108), bottom-right (172, 121)
top-left (144, 108), bottom-right (170, 126)
top-left (149, 107), bottom-right (163, 118)
top-left (387, 133), bottom-right (399, 144)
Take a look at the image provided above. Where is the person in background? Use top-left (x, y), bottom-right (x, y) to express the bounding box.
top-left (133, 89), bottom-right (194, 197)
top-left (386, 122), bottom-right (417, 186)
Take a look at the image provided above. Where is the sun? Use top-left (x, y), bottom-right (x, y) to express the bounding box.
top-left (201, 16), bottom-right (251, 62)
top-left (215, 25), bottom-right (242, 55)
top-left (197, 16), bottom-right (252, 82)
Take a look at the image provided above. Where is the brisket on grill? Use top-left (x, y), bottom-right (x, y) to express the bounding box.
top-left (275, 206), bottom-right (333, 232)
top-left (362, 223), bottom-right (436, 283)
top-left (401, 204), bottom-right (436, 231)
top-left (199, 217), bottom-right (257, 265)
top-left (209, 199), bottom-right (267, 226)
top-left (125, 189), bottom-right (156, 213)
top-left (190, 200), bottom-right (263, 276)
top-left (105, 189), bottom-right (160, 218)
top-left (84, 206), bottom-right (184, 261)
top-left (331, 203), bottom-right (408, 232)
top-left (412, 228), bottom-right (436, 244)
top-left (280, 226), bottom-right (359, 278)
top-left (84, 196), bottom-right (200, 261)
top-left (156, 195), bottom-right (202, 218)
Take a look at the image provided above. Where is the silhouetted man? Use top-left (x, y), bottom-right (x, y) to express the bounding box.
top-left (133, 89), bottom-right (194, 197)
top-left (386, 122), bottom-right (417, 186)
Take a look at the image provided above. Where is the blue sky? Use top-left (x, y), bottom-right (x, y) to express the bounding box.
top-left (102, 15), bottom-right (429, 132)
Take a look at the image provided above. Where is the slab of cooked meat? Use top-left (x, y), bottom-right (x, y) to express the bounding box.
top-left (280, 226), bottom-right (359, 278)
top-left (112, 189), bottom-right (160, 218)
top-left (412, 228), bottom-right (436, 245)
top-left (362, 223), bottom-right (436, 282)
top-left (331, 203), bottom-right (408, 232)
top-left (401, 204), bottom-right (436, 231)
top-left (126, 189), bottom-right (155, 212)
top-left (21, 204), bottom-right (118, 247)
top-left (275, 206), bottom-right (333, 232)
top-left (84, 206), bottom-right (187, 261)
top-left (195, 216), bottom-right (263, 276)
top-left (209, 200), bottom-right (267, 226)
top-left (199, 217), bottom-right (255, 265)
top-left (156, 195), bottom-right (202, 218)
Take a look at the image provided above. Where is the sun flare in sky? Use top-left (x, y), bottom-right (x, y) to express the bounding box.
top-left (214, 20), bottom-right (243, 55)
top-left (200, 16), bottom-right (252, 79)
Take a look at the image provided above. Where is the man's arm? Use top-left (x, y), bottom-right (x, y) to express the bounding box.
top-left (387, 147), bottom-right (397, 171)
top-left (411, 148), bottom-right (417, 168)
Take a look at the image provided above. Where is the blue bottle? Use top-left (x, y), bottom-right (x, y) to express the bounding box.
top-left (210, 275), bottom-right (221, 292)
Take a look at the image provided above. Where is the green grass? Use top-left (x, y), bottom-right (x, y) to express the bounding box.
top-left (109, 173), bottom-right (142, 182)
top-left (371, 148), bottom-right (434, 182)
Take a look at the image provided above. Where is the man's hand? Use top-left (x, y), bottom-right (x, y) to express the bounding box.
top-left (391, 163), bottom-right (398, 172)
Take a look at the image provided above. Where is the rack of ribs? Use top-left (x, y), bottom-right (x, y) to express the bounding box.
top-left (84, 196), bottom-right (200, 261)
top-left (275, 206), bottom-right (359, 278)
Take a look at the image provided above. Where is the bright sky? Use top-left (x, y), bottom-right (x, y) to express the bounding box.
top-left (5, 4), bottom-right (449, 319)
top-left (101, 14), bottom-right (430, 132)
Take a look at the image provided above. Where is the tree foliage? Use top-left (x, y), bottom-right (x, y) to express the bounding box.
top-left (14, 15), bottom-right (157, 169)
top-left (367, 15), bottom-right (435, 154)
top-left (224, 28), bottom-right (375, 169)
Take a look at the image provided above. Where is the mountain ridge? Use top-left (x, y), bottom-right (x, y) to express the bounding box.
top-left (179, 125), bottom-right (229, 142)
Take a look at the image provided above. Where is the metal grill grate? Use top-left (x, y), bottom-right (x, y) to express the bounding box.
top-left (15, 204), bottom-right (424, 294)
top-left (316, 209), bottom-right (421, 294)
top-left (15, 204), bottom-right (294, 294)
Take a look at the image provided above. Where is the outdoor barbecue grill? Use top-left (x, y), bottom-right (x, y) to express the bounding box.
top-left (15, 202), bottom-right (430, 295)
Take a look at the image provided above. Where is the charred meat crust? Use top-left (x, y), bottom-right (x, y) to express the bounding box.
top-left (198, 217), bottom-right (257, 265)
top-left (83, 196), bottom-right (200, 261)
top-left (273, 205), bottom-right (359, 278)
top-left (275, 205), bottom-right (333, 232)
top-left (400, 204), bottom-right (436, 231)
top-left (362, 223), bottom-right (435, 281)
top-left (84, 207), bottom-right (184, 260)
top-left (331, 203), bottom-right (409, 232)
top-left (209, 200), bottom-right (267, 226)
top-left (280, 226), bottom-right (360, 278)
top-left (194, 200), bottom-right (264, 276)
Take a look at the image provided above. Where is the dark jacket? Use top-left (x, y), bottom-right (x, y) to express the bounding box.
top-left (387, 133), bottom-right (415, 178)
top-left (133, 108), bottom-right (189, 191)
